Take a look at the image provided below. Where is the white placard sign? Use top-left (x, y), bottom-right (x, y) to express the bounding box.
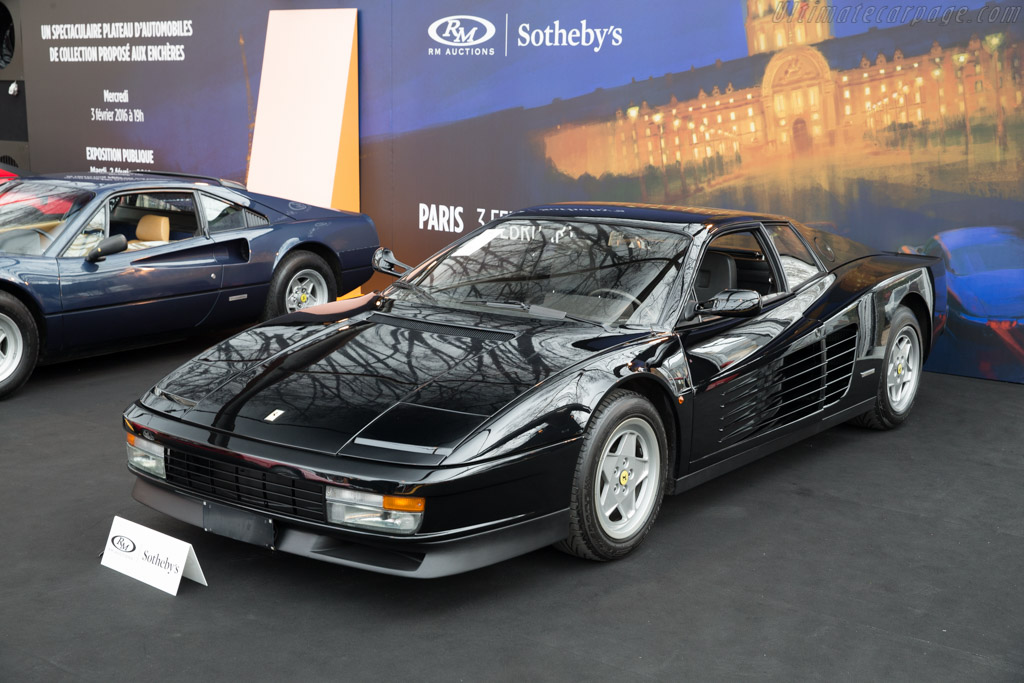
top-left (100, 516), bottom-right (207, 596)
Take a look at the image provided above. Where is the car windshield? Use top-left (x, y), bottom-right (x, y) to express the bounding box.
top-left (394, 219), bottom-right (691, 326)
top-left (0, 181), bottom-right (96, 256)
top-left (947, 234), bottom-right (1024, 275)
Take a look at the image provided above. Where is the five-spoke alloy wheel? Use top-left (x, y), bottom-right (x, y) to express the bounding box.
top-left (284, 268), bottom-right (330, 314)
top-left (886, 325), bottom-right (921, 414)
top-left (559, 389), bottom-right (668, 561)
top-left (853, 304), bottom-right (923, 430)
top-left (263, 251), bottom-right (338, 320)
top-left (593, 416), bottom-right (661, 540)
top-left (0, 291), bottom-right (39, 399)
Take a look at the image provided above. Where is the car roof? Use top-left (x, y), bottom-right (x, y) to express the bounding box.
top-left (18, 171), bottom-right (244, 192)
top-left (509, 202), bottom-right (792, 233)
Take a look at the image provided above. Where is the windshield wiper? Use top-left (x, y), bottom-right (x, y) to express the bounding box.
top-left (463, 298), bottom-right (562, 317)
top-left (387, 279), bottom-right (441, 305)
top-left (462, 298), bottom-right (610, 330)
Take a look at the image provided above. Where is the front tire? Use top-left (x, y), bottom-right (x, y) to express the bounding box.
top-left (558, 390), bottom-right (668, 561)
top-left (852, 305), bottom-right (923, 430)
top-left (262, 251), bottom-right (338, 320)
top-left (0, 291), bottom-right (39, 399)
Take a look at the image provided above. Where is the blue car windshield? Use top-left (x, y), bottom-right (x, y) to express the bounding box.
top-left (947, 235), bottom-right (1024, 275)
top-left (395, 219), bottom-right (691, 326)
top-left (0, 181), bottom-right (96, 256)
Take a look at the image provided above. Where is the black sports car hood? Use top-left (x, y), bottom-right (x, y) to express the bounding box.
top-left (144, 295), bottom-right (646, 464)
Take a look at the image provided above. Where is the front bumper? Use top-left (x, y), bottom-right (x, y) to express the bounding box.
top-left (124, 403), bottom-right (580, 577)
top-left (132, 477), bottom-right (569, 578)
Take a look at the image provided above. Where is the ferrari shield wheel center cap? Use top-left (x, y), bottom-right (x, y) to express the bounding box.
top-left (619, 470), bottom-right (630, 486)
top-left (300, 293), bottom-right (308, 303)
top-left (897, 363), bottom-right (903, 375)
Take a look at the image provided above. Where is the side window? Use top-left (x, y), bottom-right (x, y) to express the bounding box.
top-left (134, 193), bottom-right (194, 214)
top-left (694, 229), bottom-right (780, 303)
top-left (62, 207), bottom-right (107, 258)
top-left (200, 194), bottom-right (248, 233)
top-left (765, 224), bottom-right (822, 290)
top-left (109, 191), bottom-right (201, 251)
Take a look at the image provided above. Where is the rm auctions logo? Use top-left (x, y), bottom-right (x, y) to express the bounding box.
top-left (427, 15), bottom-right (496, 55)
top-left (111, 535), bottom-right (136, 553)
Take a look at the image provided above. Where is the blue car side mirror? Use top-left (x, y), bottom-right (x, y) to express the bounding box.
top-left (85, 234), bottom-right (128, 263)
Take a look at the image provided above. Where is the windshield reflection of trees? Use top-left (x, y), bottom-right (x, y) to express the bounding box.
top-left (408, 220), bottom-right (688, 324)
top-left (177, 293), bottom-right (635, 448)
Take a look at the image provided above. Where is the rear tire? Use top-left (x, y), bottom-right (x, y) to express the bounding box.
top-left (0, 291), bottom-right (39, 399)
top-left (557, 390), bottom-right (668, 561)
top-left (262, 251), bottom-right (337, 320)
top-left (852, 305), bottom-right (922, 430)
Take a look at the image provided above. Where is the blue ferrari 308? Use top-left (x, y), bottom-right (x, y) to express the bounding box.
top-left (0, 171), bottom-right (379, 398)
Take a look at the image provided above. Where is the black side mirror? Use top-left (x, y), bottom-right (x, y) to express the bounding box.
top-left (371, 247), bottom-right (410, 277)
top-left (85, 234), bottom-right (128, 263)
top-left (683, 289), bottom-right (762, 321)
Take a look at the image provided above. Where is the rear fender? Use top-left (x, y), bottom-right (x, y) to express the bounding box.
top-left (0, 264), bottom-right (60, 358)
top-left (863, 266), bottom-right (937, 362)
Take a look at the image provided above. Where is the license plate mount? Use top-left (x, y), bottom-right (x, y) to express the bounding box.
top-left (202, 501), bottom-right (276, 549)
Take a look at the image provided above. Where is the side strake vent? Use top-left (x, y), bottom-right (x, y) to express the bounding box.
top-left (367, 313), bottom-right (515, 341)
top-left (718, 325), bottom-right (858, 445)
top-left (823, 325), bottom-right (857, 406)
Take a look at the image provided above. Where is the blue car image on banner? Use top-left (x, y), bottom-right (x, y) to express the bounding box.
top-left (905, 226), bottom-right (1024, 383)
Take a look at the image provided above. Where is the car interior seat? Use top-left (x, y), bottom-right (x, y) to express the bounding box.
top-left (694, 251), bottom-right (737, 302)
top-left (126, 215), bottom-right (170, 251)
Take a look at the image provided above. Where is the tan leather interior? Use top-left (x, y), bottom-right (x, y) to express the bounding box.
top-left (0, 220), bottom-right (62, 236)
top-left (135, 214), bottom-right (170, 242)
top-left (126, 214), bottom-right (171, 251)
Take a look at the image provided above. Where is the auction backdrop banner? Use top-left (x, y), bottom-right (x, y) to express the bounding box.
top-left (19, 0), bottom-right (1024, 383)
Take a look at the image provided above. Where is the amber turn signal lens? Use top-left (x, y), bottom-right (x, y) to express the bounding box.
top-left (126, 432), bottom-right (137, 446)
top-left (383, 495), bottom-right (425, 512)
top-left (326, 487), bottom-right (424, 534)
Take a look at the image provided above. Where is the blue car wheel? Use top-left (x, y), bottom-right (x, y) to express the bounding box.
top-left (262, 251), bottom-right (338, 320)
top-left (0, 291), bottom-right (38, 399)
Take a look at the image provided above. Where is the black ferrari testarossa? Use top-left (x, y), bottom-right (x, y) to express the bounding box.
top-left (123, 203), bottom-right (945, 577)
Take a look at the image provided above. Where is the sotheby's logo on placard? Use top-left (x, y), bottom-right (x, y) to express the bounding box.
top-left (100, 516), bottom-right (207, 596)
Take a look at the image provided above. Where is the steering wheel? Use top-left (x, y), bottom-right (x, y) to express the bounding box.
top-left (588, 288), bottom-right (641, 306)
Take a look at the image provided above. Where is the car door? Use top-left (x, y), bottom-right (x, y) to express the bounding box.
top-left (195, 191), bottom-right (269, 324)
top-left (57, 189), bottom-right (224, 351)
top-left (680, 223), bottom-right (828, 470)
